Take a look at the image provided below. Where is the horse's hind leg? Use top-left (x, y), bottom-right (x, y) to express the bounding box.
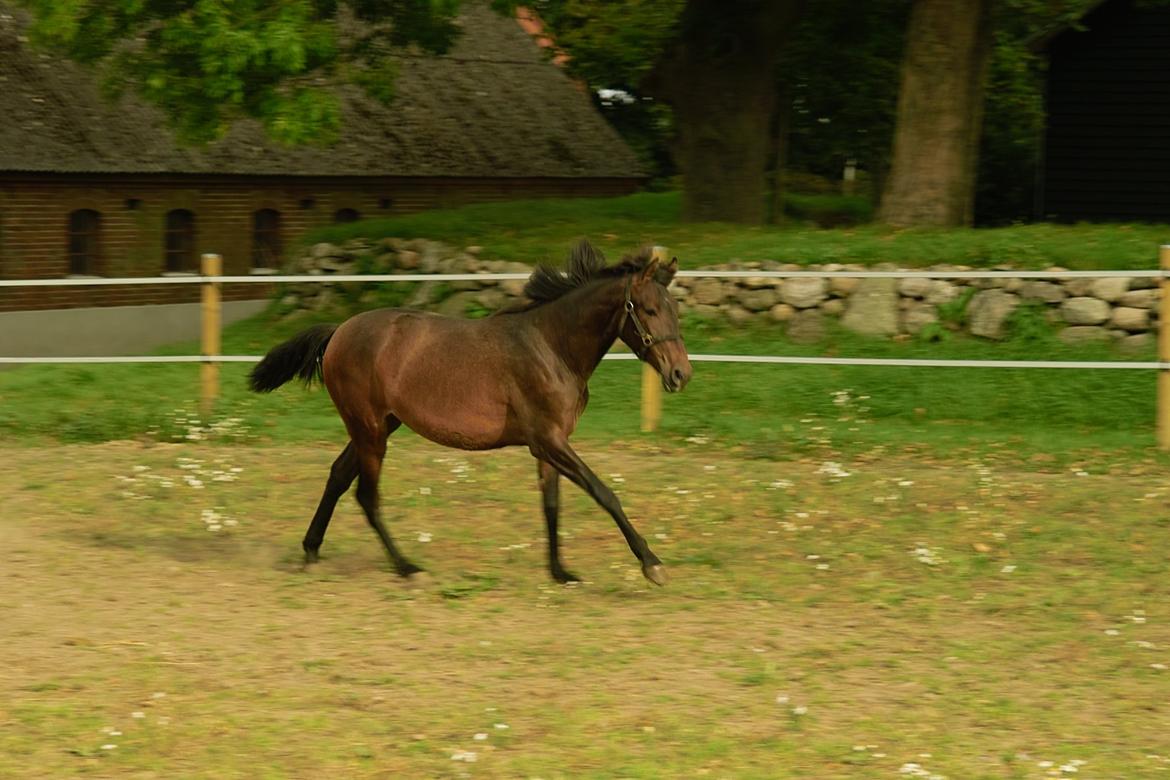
top-left (302, 442), bottom-right (358, 563)
top-left (353, 416), bottom-right (424, 578)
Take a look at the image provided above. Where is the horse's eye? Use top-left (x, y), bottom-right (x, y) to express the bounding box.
top-left (645, 308), bottom-right (658, 316)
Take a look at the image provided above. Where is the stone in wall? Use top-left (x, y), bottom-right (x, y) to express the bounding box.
top-left (1061, 297), bottom-right (1111, 325)
top-left (897, 277), bottom-right (932, 298)
top-left (1120, 289), bottom-right (1159, 309)
top-left (829, 276), bottom-right (860, 296)
top-left (925, 280), bottom-right (959, 305)
top-left (901, 302), bottom-right (939, 335)
top-left (779, 278), bottom-right (827, 308)
top-left (691, 279), bottom-right (726, 306)
top-left (1089, 277), bottom-right (1130, 302)
top-left (822, 299), bottom-right (845, 316)
top-left (770, 303), bottom-right (796, 322)
top-left (968, 290), bottom-right (1019, 340)
top-left (1059, 326), bottom-right (1112, 344)
top-left (1119, 333), bottom-right (1153, 351)
top-left (1110, 306), bottom-right (1150, 332)
top-left (841, 278), bottom-right (898, 336)
top-left (1019, 281), bottom-right (1065, 303)
top-left (284, 239), bottom-right (1162, 348)
top-left (786, 309), bottom-right (825, 343)
top-left (726, 306), bottom-right (753, 325)
top-left (738, 288), bottom-right (779, 312)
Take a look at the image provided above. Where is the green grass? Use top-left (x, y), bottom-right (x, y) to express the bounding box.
top-left (305, 190), bottom-right (1170, 271)
top-left (0, 306), bottom-right (1163, 462)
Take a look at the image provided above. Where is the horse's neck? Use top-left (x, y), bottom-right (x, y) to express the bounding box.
top-left (537, 277), bottom-right (624, 380)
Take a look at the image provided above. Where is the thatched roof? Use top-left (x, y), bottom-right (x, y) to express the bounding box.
top-left (0, 2), bottom-right (643, 179)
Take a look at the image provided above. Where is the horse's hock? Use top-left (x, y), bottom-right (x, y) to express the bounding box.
top-left (285, 238), bottom-right (1162, 348)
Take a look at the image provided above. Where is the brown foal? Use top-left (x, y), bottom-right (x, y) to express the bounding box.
top-left (249, 240), bottom-right (692, 585)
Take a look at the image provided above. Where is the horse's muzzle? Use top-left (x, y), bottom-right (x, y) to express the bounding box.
top-left (662, 363), bottom-right (692, 393)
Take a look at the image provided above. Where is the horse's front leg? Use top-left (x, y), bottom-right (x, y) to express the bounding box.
top-left (533, 437), bottom-right (667, 586)
top-left (537, 459), bottom-right (581, 584)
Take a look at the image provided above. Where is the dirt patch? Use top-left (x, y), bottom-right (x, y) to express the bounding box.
top-left (2, 440), bottom-right (1168, 778)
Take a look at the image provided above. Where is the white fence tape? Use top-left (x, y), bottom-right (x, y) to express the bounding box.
top-left (2, 267), bottom-right (1166, 372)
top-left (2, 354), bottom-right (1166, 370)
top-left (0, 269), bottom-right (1166, 287)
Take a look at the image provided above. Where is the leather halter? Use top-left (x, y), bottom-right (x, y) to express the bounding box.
top-left (618, 274), bottom-right (682, 361)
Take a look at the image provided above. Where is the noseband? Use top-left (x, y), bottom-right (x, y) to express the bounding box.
top-left (618, 275), bottom-right (682, 361)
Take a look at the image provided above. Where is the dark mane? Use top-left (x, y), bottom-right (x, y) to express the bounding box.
top-left (493, 240), bottom-right (653, 316)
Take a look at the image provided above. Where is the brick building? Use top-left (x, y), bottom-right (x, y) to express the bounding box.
top-left (0, 2), bottom-right (643, 312)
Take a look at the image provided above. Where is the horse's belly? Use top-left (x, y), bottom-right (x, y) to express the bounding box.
top-left (398, 404), bottom-right (512, 450)
top-left (385, 363), bottom-right (514, 449)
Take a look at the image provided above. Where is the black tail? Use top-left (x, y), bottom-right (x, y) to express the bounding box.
top-left (249, 323), bottom-right (338, 393)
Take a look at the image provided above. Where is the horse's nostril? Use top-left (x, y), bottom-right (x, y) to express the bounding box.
top-left (671, 367), bottom-right (685, 385)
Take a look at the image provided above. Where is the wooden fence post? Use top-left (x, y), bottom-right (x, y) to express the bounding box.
top-left (639, 246), bottom-right (670, 433)
top-left (1158, 245), bottom-right (1170, 450)
top-left (201, 253), bottom-right (222, 414)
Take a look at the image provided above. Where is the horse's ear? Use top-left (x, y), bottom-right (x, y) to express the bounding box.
top-left (654, 257), bottom-right (679, 285)
top-left (638, 257), bottom-right (661, 284)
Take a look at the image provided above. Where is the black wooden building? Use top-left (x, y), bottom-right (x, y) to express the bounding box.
top-left (1037, 0), bottom-right (1170, 221)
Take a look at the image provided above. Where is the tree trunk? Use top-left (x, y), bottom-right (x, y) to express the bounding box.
top-left (878, 0), bottom-right (993, 227)
top-left (648, 0), bottom-right (805, 224)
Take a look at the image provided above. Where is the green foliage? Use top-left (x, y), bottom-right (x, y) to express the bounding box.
top-left (975, 23), bottom-right (1047, 223)
top-left (914, 321), bottom-right (949, 344)
top-left (18, 0), bottom-right (467, 144)
top-left (527, 0), bottom-right (686, 182)
top-left (784, 0), bottom-right (908, 187)
top-left (937, 287), bottom-right (977, 328)
top-left (531, 0), bottom-right (685, 88)
top-left (783, 193), bottom-right (874, 227)
top-left (1004, 300), bottom-right (1056, 343)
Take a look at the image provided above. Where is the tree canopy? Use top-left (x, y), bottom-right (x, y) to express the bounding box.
top-left (18, 0), bottom-right (478, 143)
top-left (16, 0), bottom-right (1150, 225)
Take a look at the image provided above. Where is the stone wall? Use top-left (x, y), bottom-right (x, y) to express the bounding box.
top-left (286, 239), bottom-right (1161, 348)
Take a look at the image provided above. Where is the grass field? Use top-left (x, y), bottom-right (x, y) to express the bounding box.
top-left (3, 437), bottom-right (1169, 778)
top-left (1, 305), bottom-right (1165, 461)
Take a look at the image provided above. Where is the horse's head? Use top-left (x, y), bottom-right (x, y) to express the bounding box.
top-left (619, 255), bottom-right (693, 393)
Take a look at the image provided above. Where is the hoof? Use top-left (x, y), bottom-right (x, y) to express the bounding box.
top-left (552, 569), bottom-right (582, 585)
top-left (642, 563), bottom-right (669, 587)
top-left (303, 548), bottom-right (320, 565)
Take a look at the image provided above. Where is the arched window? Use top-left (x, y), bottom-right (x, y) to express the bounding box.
top-left (333, 208), bottom-right (360, 224)
top-left (252, 209), bottom-right (282, 269)
top-left (164, 209), bottom-right (197, 272)
top-left (67, 209), bottom-right (101, 275)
